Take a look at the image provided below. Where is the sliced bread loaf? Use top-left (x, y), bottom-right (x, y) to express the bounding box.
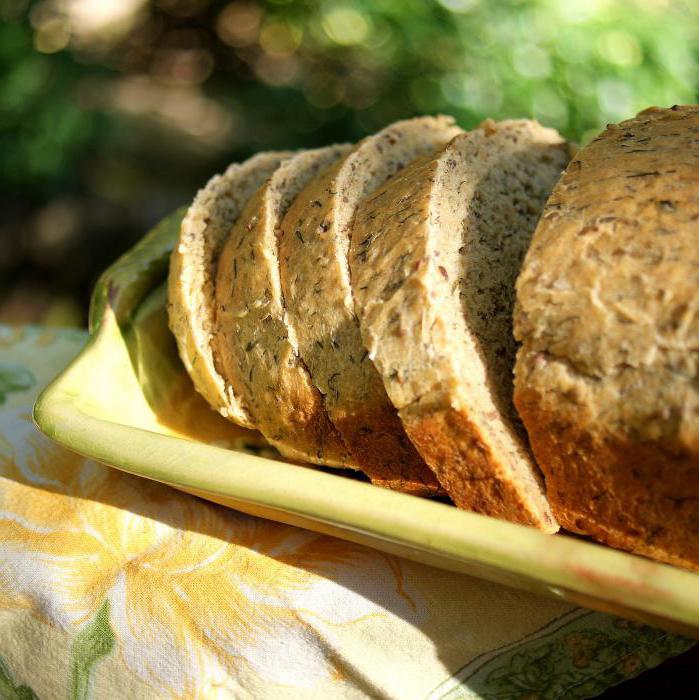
top-left (514, 105), bottom-right (699, 568)
top-left (350, 120), bottom-right (569, 530)
top-left (214, 145), bottom-right (355, 467)
top-left (168, 151), bottom-right (291, 427)
top-left (278, 117), bottom-right (461, 495)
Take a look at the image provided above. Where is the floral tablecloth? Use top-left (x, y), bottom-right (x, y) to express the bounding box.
top-left (0, 325), bottom-right (694, 699)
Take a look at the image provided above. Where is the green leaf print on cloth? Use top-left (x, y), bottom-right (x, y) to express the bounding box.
top-left (69, 600), bottom-right (116, 700)
top-left (0, 655), bottom-right (37, 700)
top-left (0, 365), bottom-right (35, 405)
top-left (431, 610), bottom-right (695, 700)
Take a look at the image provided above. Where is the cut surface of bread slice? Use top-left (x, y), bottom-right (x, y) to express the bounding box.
top-left (214, 145), bottom-right (355, 467)
top-left (278, 116), bottom-right (461, 495)
top-left (514, 105), bottom-right (699, 568)
top-left (350, 120), bottom-right (570, 530)
top-left (168, 151), bottom-right (292, 428)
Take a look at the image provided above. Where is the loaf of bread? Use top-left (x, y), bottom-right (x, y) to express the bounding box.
top-left (168, 152), bottom-right (291, 427)
top-left (213, 146), bottom-right (356, 467)
top-left (277, 117), bottom-right (461, 495)
top-left (350, 120), bottom-right (570, 531)
top-left (165, 106), bottom-right (699, 561)
top-left (514, 105), bottom-right (699, 568)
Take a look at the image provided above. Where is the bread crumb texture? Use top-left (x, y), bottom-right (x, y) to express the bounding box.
top-left (168, 152), bottom-right (291, 427)
top-left (352, 119), bottom-right (569, 530)
top-left (279, 116), bottom-right (461, 494)
top-left (214, 145), bottom-right (356, 468)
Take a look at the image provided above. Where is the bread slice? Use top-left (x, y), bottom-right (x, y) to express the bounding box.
top-left (350, 120), bottom-right (569, 530)
top-left (214, 145), bottom-right (355, 467)
top-left (168, 151), bottom-right (291, 427)
top-left (278, 117), bottom-right (461, 495)
top-left (514, 105), bottom-right (699, 567)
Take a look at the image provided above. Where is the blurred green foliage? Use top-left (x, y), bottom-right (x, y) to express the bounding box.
top-left (1, 22), bottom-right (83, 190)
top-left (0, 0), bottom-right (698, 324)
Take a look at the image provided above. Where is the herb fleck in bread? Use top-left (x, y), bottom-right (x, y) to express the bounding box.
top-left (168, 152), bottom-right (291, 427)
top-left (514, 105), bottom-right (699, 567)
top-left (351, 120), bottom-right (569, 530)
top-left (278, 117), bottom-right (461, 495)
top-left (214, 145), bottom-right (355, 467)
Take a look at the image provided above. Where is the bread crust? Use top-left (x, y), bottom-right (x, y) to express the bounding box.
top-left (516, 385), bottom-right (699, 569)
top-left (330, 402), bottom-right (439, 495)
top-left (168, 152), bottom-right (291, 427)
top-left (214, 146), bottom-right (354, 467)
top-left (514, 105), bottom-right (699, 565)
top-left (278, 117), bottom-right (460, 494)
top-left (402, 395), bottom-right (558, 529)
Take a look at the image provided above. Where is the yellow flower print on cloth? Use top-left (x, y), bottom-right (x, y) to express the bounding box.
top-left (0, 406), bottom-right (417, 698)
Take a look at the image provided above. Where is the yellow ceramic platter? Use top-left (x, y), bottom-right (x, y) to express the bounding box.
top-left (34, 211), bottom-right (699, 638)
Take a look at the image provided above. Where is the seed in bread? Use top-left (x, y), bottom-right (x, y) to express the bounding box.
top-left (214, 145), bottom-right (355, 467)
top-left (168, 152), bottom-right (292, 427)
top-left (351, 120), bottom-right (569, 530)
top-left (514, 105), bottom-right (699, 568)
top-left (278, 117), bottom-right (461, 495)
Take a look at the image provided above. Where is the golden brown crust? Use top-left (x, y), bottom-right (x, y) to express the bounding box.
top-left (400, 397), bottom-right (558, 530)
top-left (331, 403), bottom-right (443, 496)
top-left (515, 386), bottom-right (699, 570)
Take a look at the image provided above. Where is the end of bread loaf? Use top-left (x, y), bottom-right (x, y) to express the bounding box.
top-left (514, 104), bottom-right (699, 568)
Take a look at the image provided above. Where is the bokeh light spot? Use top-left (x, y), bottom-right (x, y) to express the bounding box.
top-left (512, 45), bottom-right (552, 79)
top-left (597, 30), bottom-right (642, 67)
top-left (34, 17), bottom-right (71, 53)
top-left (441, 72), bottom-right (503, 113)
top-left (259, 20), bottom-right (301, 57)
top-left (436, 0), bottom-right (477, 13)
top-left (66, 0), bottom-right (147, 46)
top-left (304, 71), bottom-right (344, 108)
top-left (532, 86), bottom-right (568, 128)
top-left (152, 48), bottom-right (214, 85)
top-left (557, 0), bottom-right (610, 23)
top-left (255, 54), bottom-right (299, 86)
top-left (216, 2), bottom-right (263, 48)
top-left (321, 6), bottom-right (370, 46)
top-left (597, 78), bottom-right (634, 121)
